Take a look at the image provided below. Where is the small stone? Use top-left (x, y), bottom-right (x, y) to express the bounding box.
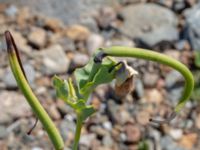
top-left (144, 88), bottom-right (163, 104)
top-left (86, 33), bottom-right (104, 55)
top-left (91, 97), bottom-right (101, 110)
top-left (195, 113), bottom-right (200, 129)
top-left (47, 105), bottom-right (61, 120)
top-left (3, 64), bottom-right (36, 88)
top-left (178, 133), bottom-right (198, 149)
top-left (183, 3), bottom-right (200, 50)
top-left (103, 121), bottom-right (112, 131)
top-left (28, 27), bottom-right (46, 48)
top-left (4, 5), bottom-right (18, 17)
top-left (135, 79), bottom-right (144, 98)
top-left (119, 4), bottom-right (177, 38)
top-left (59, 118), bottom-right (76, 141)
top-left (124, 123), bottom-right (141, 143)
top-left (44, 18), bottom-right (64, 32)
top-left (169, 128), bottom-right (183, 140)
top-left (40, 44), bottom-right (70, 75)
top-left (79, 133), bottom-right (96, 147)
top-left (102, 134), bottom-right (113, 147)
top-left (71, 53), bottom-right (89, 68)
top-left (0, 125), bottom-right (8, 139)
top-left (32, 147), bottom-right (43, 150)
top-left (136, 111), bottom-right (150, 126)
top-left (0, 91), bottom-right (32, 124)
top-left (165, 70), bottom-right (183, 88)
top-left (138, 25), bottom-right (178, 47)
top-left (143, 73), bottom-right (159, 87)
top-left (95, 6), bottom-right (116, 29)
top-left (160, 136), bottom-right (185, 150)
top-left (164, 49), bottom-right (181, 61)
top-left (118, 107), bottom-right (133, 125)
top-left (80, 17), bottom-right (99, 33)
top-left (65, 25), bottom-right (90, 41)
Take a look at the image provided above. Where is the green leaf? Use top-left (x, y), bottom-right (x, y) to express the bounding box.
top-left (74, 54), bottom-right (117, 99)
top-left (194, 51), bottom-right (200, 68)
top-left (73, 100), bottom-right (96, 121)
top-left (52, 75), bottom-right (76, 107)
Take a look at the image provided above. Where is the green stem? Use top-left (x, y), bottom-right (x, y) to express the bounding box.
top-left (72, 115), bottom-right (83, 150)
top-left (101, 46), bottom-right (194, 113)
top-left (5, 31), bottom-right (64, 150)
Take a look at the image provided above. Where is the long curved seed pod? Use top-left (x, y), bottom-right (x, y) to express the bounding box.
top-left (99, 46), bottom-right (194, 123)
top-left (5, 31), bottom-right (64, 150)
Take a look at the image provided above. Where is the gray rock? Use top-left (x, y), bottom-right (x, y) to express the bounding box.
top-left (4, 5), bottom-right (18, 17)
top-left (3, 64), bottom-right (36, 88)
top-left (135, 79), bottom-right (144, 98)
top-left (119, 4), bottom-right (177, 38)
top-left (80, 17), bottom-right (99, 33)
top-left (40, 44), bottom-right (70, 75)
top-left (183, 3), bottom-right (200, 50)
top-left (59, 118), bottom-right (76, 141)
top-left (138, 25), bottom-right (178, 47)
top-left (143, 73), bottom-right (159, 87)
top-left (2, 0), bottom-right (118, 25)
top-left (160, 136), bottom-right (186, 150)
top-left (165, 70), bottom-right (183, 88)
top-left (0, 91), bottom-right (32, 124)
top-left (0, 125), bottom-right (8, 139)
top-left (79, 133), bottom-right (96, 147)
top-left (168, 87), bottom-right (183, 105)
top-left (71, 53), bottom-right (89, 68)
top-left (31, 147), bottom-right (43, 150)
top-left (102, 134), bottom-right (113, 147)
top-left (86, 33), bottom-right (104, 55)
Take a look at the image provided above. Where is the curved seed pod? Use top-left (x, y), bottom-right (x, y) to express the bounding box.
top-left (100, 46), bottom-right (194, 124)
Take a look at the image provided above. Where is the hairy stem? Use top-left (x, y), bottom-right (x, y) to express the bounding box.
top-left (5, 31), bottom-right (64, 150)
top-left (100, 46), bottom-right (194, 113)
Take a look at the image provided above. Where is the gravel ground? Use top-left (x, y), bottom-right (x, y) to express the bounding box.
top-left (0, 0), bottom-right (200, 150)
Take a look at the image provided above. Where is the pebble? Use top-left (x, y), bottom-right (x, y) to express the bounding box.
top-left (165, 70), bottom-right (183, 88)
top-left (124, 123), bottom-right (141, 143)
top-left (103, 121), bottom-right (112, 131)
top-left (169, 128), bottom-right (183, 140)
top-left (32, 147), bottom-right (43, 150)
top-left (183, 2), bottom-right (200, 50)
top-left (160, 136), bottom-right (186, 150)
top-left (119, 4), bottom-right (177, 38)
top-left (3, 64), bottom-right (36, 89)
top-left (144, 88), bottom-right (163, 104)
top-left (0, 91), bottom-right (31, 124)
top-left (0, 125), bottom-right (8, 139)
top-left (4, 5), bottom-right (18, 17)
top-left (28, 27), bottom-right (46, 49)
top-left (44, 18), bottom-right (64, 32)
top-left (59, 118), bottom-right (76, 141)
top-left (65, 24), bottom-right (90, 41)
top-left (138, 25), bottom-right (178, 47)
top-left (47, 104), bottom-right (61, 120)
top-left (40, 44), bottom-right (70, 75)
top-left (136, 111), bottom-right (150, 126)
top-left (71, 53), bottom-right (89, 68)
top-left (143, 73), bottom-right (159, 88)
top-left (195, 113), bottom-right (200, 129)
top-left (79, 133), bottom-right (96, 148)
top-left (102, 134), bottom-right (113, 147)
top-left (95, 6), bottom-right (116, 29)
top-left (135, 79), bottom-right (144, 98)
top-left (86, 33), bottom-right (104, 55)
top-left (179, 133), bottom-right (198, 149)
